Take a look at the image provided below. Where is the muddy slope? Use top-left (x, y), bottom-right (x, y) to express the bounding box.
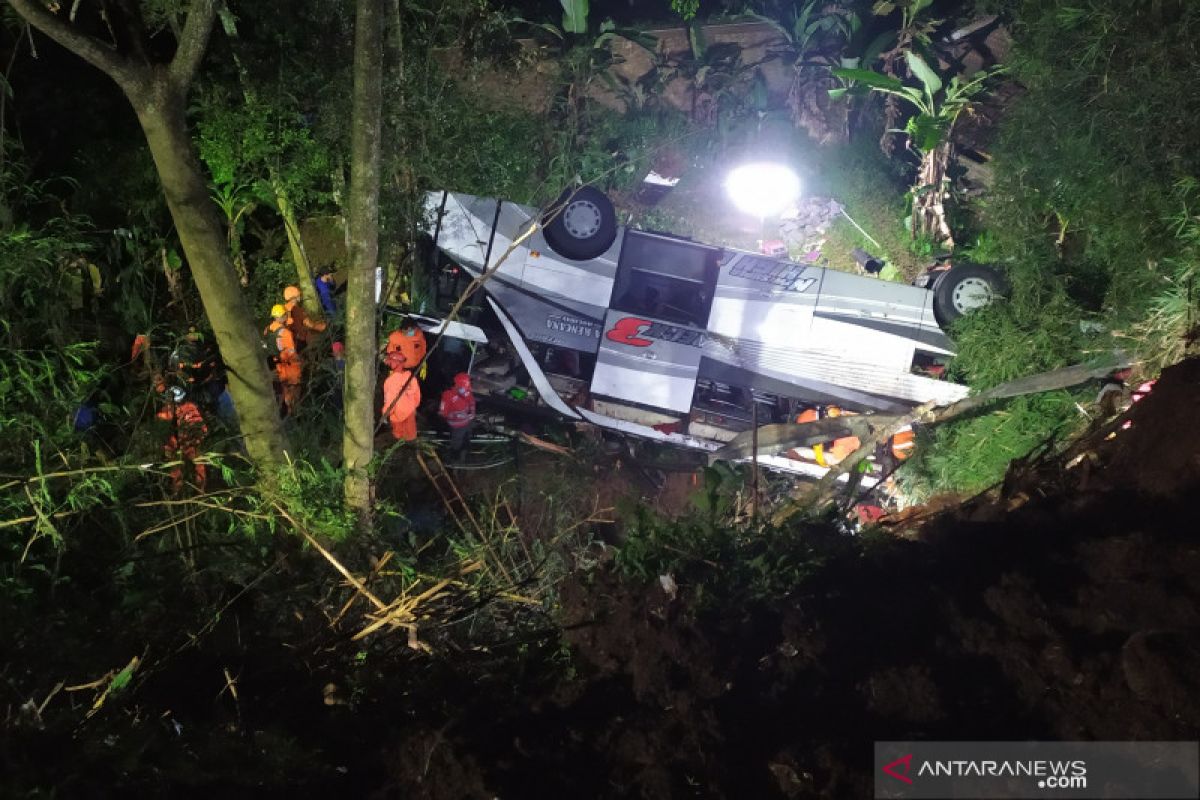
top-left (4, 362), bottom-right (1198, 799)
top-left (376, 359), bottom-right (1200, 798)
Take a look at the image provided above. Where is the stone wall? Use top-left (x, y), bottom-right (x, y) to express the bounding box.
top-left (436, 21), bottom-right (794, 117)
top-left (435, 18), bottom-right (1010, 142)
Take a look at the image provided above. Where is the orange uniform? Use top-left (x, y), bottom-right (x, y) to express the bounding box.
top-left (157, 399), bottom-right (207, 493)
top-left (382, 367), bottom-right (421, 441)
top-left (794, 406), bottom-right (862, 467)
top-left (385, 326), bottom-right (427, 370)
top-left (268, 319), bottom-right (303, 413)
top-left (818, 406), bottom-right (861, 466)
top-left (285, 298), bottom-right (327, 348)
top-left (890, 427), bottom-right (916, 461)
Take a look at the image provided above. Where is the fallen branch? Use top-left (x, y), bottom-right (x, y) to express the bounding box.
top-left (273, 503), bottom-right (387, 611)
top-left (715, 353), bottom-right (1132, 523)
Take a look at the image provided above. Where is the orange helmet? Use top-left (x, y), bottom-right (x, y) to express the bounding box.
top-left (283, 285), bottom-right (302, 302)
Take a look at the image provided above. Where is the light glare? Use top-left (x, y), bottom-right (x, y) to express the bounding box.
top-left (725, 163), bottom-right (801, 218)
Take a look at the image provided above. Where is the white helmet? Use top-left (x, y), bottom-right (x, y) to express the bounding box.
top-left (167, 386), bottom-right (186, 403)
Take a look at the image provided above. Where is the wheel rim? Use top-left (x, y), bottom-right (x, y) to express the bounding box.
top-left (951, 276), bottom-right (994, 314)
top-left (563, 199), bottom-right (603, 240)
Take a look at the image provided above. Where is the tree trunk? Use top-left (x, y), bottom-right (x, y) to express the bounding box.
top-left (7, 0), bottom-right (289, 476)
top-left (342, 0), bottom-right (385, 529)
top-left (913, 141), bottom-right (956, 248)
top-left (273, 178), bottom-right (325, 321)
top-left (131, 78), bottom-right (289, 470)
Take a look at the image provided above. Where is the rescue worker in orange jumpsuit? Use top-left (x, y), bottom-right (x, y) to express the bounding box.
top-left (267, 304), bottom-right (303, 414)
top-left (792, 406), bottom-right (862, 467)
top-left (283, 285), bottom-right (327, 351)
top-left (157, 385), bottom-right (208, 494)
top-left (439, 372), bottom-right (477, 461)
top-left (385, 318), bottom-right (427, 374)
top-left (382, 359), bottom-right (421, 441)
top-left (819, 406), bottom-right (862, 465)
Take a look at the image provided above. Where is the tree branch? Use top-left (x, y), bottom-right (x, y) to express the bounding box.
top-left (5, 0), bottom-right (137, 85)
top-left (167, 0), bottom-right (217, 92)
top-left (111, 0), bottom-right (152, 66)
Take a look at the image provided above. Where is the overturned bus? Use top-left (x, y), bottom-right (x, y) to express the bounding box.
top-left (414, 188), bottom-right (1004, 481)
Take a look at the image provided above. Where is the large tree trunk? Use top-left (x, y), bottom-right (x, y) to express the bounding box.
top-left (131, 78), bottom-right (290, 470)
top-left (342, 0), bottom-right (385, 529)
top-left (6, 0), bottom-right (290, 474)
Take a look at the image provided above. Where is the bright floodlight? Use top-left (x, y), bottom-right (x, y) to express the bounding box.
top-left (725, 163), bottom-right (801, 218)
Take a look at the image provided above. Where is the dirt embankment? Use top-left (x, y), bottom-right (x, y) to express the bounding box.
top-left (375, 359), bottom-right (1200, 798)
top-left (5, 363), bottom-right (1198, 799)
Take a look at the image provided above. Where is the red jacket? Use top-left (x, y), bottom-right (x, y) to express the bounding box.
top-left (438, 387), bottom-right (476, 428)
top-left (157, 400), bottom-right (207, 443)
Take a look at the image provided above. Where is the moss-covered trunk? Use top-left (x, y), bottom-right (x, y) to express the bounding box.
top-left (342, 0), bottom-right (385, 527)
top-left (273, 178), bottom-right (325, 322)
top-left (132, 77), bottom-right (289, 471)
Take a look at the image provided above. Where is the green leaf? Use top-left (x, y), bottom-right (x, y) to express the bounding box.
top-left (905, 51), bottom-right (942, 97)
top-left (830, 67), bottom-right (904, 92)
top-left (873, 1), bottom-right (897, 15)
top-left (828, 85), bottom-right (870, 100)
top-left (511, 16), bottom-right (565, 39)
top-left (795, 3), bottom-right (813, 39)
top-left (742, 12), bottom-right (791, 43)
top-left (914, 0), bottom-right (935, 12)
top-left (611, 27), bottom-right (657, 51)
top-left (899, 86), bottom-right (927, 108)
top-left (110, 661), bottom-right (137, 693)
top-left (861, 30), bottom-right (894, 66)
top-left (905, 113), bottom-right (948, 151)
top-left (217, 5), bottom-right (238, 37)
top-left (560, 0), bottom-right (588, 34)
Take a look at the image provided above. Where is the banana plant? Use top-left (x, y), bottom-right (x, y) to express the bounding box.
top-left (749, 0), bottom-right (860, 68)
top-left (745, 1), bottom-right (871, 142)
top-left (832, 52), bottom-right (1003, 247)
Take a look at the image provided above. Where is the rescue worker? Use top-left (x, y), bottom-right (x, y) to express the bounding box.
top-left (439, 372), bottom-right (477, 461)
top-left (382, 360), bottom-right (421, 442)
top-left (267, 303), bottom-right (303, 414)
top-left (794, 406), bottom-right (862, 467)
top-left (820, 406), bottom-right (862, 465)
top-left (385, 318), bottom-right (427, 375)
top-left (157, 385), bottom-right (208, 494)
top-left (170, 327), bottom-right (222, 405)
top-left (283, 285), bottom-right (327, 351)
top-left (315, 269), bottom-right (337, 316)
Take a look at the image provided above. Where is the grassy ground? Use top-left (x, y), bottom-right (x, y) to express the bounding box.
top-left (620, 118), bottom-right (927, 278)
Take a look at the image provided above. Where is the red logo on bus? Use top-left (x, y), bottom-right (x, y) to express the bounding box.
top-left (606, 317), bottom-right (653, 347)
